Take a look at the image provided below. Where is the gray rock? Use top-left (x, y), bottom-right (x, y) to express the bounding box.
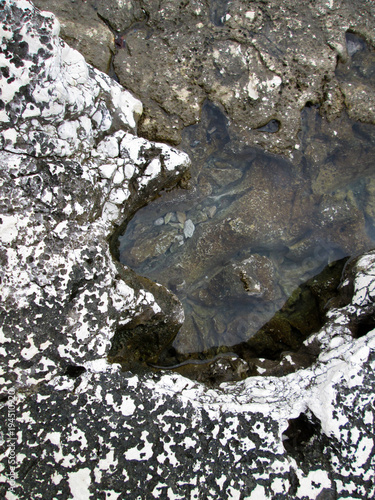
top-left (33, 0), bottom-right (115, 73)
top-left (183, 219), bottom-right (195, 238)
top-left (154, 216), bottom-right (164, 226)
top-left (96, 0), bottom-right (145, 32)
top-left (38, 0), bottom-right (375, 154)
top-left (0, 2), bottom-right (375, 500)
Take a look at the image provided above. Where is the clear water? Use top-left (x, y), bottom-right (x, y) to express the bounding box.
top-left (119, 35), bottom-right (375, 358)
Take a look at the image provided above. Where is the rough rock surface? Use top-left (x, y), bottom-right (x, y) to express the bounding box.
top-left (0, 1), bottom-right (375, 500)
top-left (39, 0), bottom-right (375, 153)
top-left (32, 0), bottom-right (115, 74)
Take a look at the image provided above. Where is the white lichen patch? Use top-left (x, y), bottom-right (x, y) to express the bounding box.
top-left (0, 0), bottom-right (189, 391)
top-left (125, 431), bottom-right (153, 461)
top-left (68, 469), bottom-right (92, 500)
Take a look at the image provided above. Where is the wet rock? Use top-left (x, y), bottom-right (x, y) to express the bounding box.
top-left (206, 165), bottom-right (243, 188)
top-left (176, 211), bottom-right (186, 224)
top-left (242, 258), bottom-right (349, 361)
top-left (127, 226), bottom-right (179, 266)
top-left (108, 267), bottom-right (184, 367)
top-left (113, 25), bottom-right (207, 144)
top-left (207, 205), bottom-right (217, 218)
top-left (336, 32), bottom-right (375, 125)
top-left (315, 189), bottom-right (372, 255)
top-left (320, 80), bottom-right (345, 122)
top-left (164, 211), bottom-right (175, 224)
top-left (154, 216), bottom-right (164, 226)
top-left (183, 219), bottom-right (195, 238)
top-left (165, 354), bottom-right (251, 384)
top-left (199, 254), bottom-right (279, 305)
top-left (365, 177), bottom-right (375, 230)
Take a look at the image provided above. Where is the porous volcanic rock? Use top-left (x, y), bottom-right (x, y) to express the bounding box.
top-left (0, 2), bottom-right (375, 500)
top-left (38, 0), bottom-right (375, 153)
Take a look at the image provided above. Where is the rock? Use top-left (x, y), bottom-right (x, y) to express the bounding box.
top-left (33, 0), bottom-right (115, 73)
top-left (1, 2), bottom-right (375, 500)
top-left (0, 0), bottom-right (189, 383)
top-left (176, 211), bottom-right (186, 224)
top-left (127, 227), bottom-right (178, 266)
top-left (96, 0), bottom-right (145, 33)
top-left (207, 205), bottom-right (217, 218)
top-left (183, 219), bottom-right (195, 238)
top-left (199, 254), bottom-right (279, 305)
top-left (336, 32), bottom-right (375, 125)
top-left (164, 211), bottom-right (175, 224)
top-left (365, 177), bottom-right (375, 230)
top-left (154, 217), bottom-right (164, 226)
top-left (243, 258), bottom-right (348, 361)
top-left (37, 0), bottom-right (375, 155)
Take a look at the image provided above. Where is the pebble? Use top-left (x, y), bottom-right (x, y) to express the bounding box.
top-left (177, 211), bottom-right (186, 224)
top-left (164, 212), bottom-right (174, 224)
top-left (207, 206), bottom-right (217, 218)
top-left (184, 219), bottom-right (195, 238)
top-left (154, 217), bottom-right (164, 226)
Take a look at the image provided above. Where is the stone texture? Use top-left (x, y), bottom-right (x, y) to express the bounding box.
top-left (33, 0), bottom-right (115, 73)
top-left (41, 0), bottom-right (375, 154)
top-left (0, 0), bottom-right (190, 384)
top-left (1, 2), bottom-right (375, 500)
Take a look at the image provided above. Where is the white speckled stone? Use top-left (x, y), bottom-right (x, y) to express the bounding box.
top-left (0, 2), bottom-right (374, 500)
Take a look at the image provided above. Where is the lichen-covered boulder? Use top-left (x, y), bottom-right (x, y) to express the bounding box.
top-left (0, 0), bottom-right (189, 387)
top-left (32, 0), bottom-right (116, 73)
top-left (0, 1), bottom-right (374, 499)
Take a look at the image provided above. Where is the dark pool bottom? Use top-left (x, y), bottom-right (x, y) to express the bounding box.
top-left (138, 257), bottom-right (349, 384)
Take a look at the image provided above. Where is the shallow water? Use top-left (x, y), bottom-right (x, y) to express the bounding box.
top-left (119, 35), bottom-right (375, 360)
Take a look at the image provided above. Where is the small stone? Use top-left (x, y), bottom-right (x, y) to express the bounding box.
top-left (164, 212), bottom-right (175, 224)
top-left (177, 211), bottom-right (186, 224)
top-left (207, 206), bottom-right (217, 218)
top-left (154, 217), bottom-right (164, 226)
top-left (184, 219), bottom-right (195, 238)
top-left (195, 211), bottom-right (208, 224)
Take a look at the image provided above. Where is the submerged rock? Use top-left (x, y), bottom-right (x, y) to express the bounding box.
top-left (183, 218), bottom-right (195, 238)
